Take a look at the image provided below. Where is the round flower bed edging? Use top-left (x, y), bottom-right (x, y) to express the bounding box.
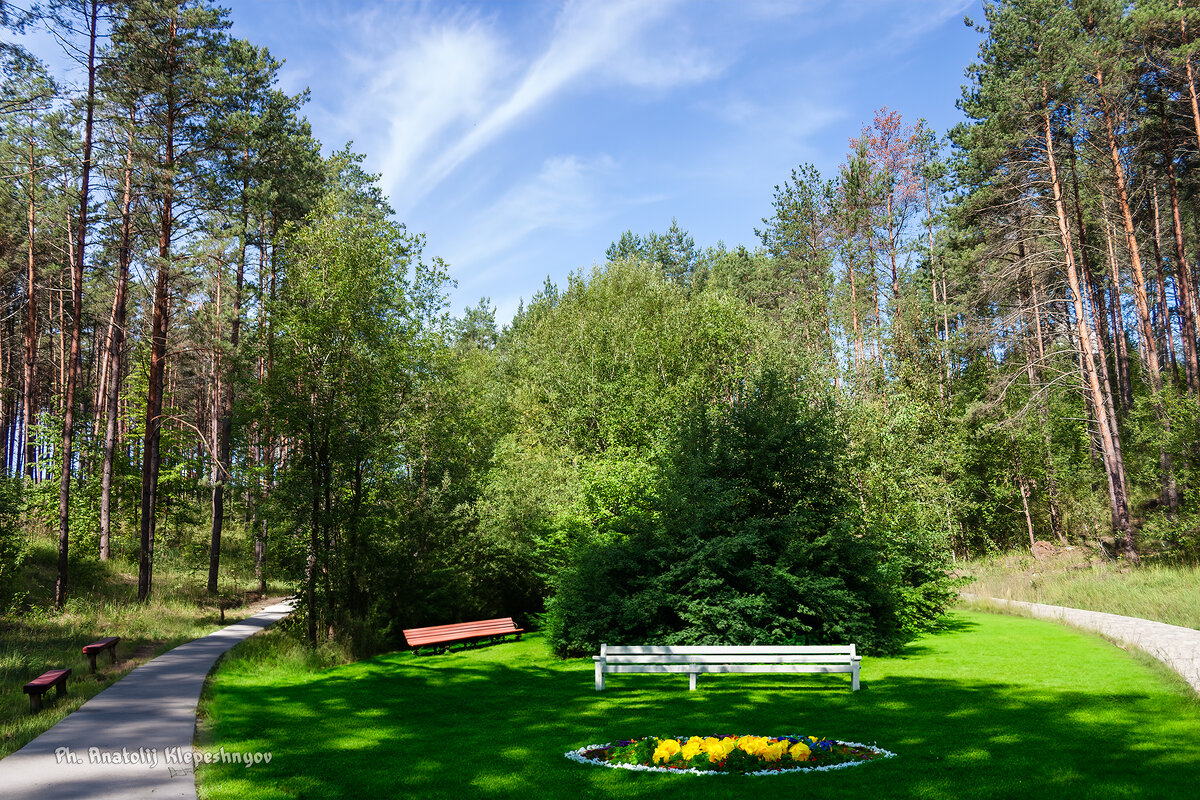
top-left (565, 735), bottom-right (895, 776)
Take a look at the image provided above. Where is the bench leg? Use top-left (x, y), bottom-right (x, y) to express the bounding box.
top-left (87, 653), bottom-right (98, 674)
top-left (851, 664), bottom-right (860, 692)
top-left (29, 692), bottom-right (42, 713)
top-left (689, 672), bottom-right (697, 691)
top-left (594, 663), bottom-right (605, 691)
top-left (108, 645), bottom-right (118, 666)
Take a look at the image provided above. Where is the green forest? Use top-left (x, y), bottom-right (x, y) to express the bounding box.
top-left (2, 0), bottom-right (1200, 659)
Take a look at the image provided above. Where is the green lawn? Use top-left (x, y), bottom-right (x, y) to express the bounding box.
top-left (197, 610), bottom-right (1200, 800)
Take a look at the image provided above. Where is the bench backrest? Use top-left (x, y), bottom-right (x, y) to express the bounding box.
top-left (599, 644), bottom-right (857, 663)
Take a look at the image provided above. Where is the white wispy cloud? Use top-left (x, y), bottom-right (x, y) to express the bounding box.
top-left (365, 18), bottom-right (509, 208)
top-left (448, 153), bottom-right (618, 290)
top-left (344, 0), bottom-right (720, 212)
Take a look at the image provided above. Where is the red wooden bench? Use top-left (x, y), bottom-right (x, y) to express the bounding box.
top-left (23, 668), bottom-right (70, 712)
top-left (402, 617), bottom-right (524, 654)
top-left (82, 636), bottom-right (120, 673)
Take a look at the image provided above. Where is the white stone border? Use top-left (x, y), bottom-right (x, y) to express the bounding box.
top-left (565, 739), bottom-right (895, 776)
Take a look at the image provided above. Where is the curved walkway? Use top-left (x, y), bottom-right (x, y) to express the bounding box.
top-left (0, 600), bottom-right (293, 800)
top-left (970, 595), bottom-right (1200, 695)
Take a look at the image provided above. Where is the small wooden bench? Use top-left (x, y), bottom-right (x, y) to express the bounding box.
top-left (403, 617), bottom-right (524, 654)
top-left (82, 636), bottom-right (120, 673)
top-left (593, 644), bottom-right (861, 691)
top-left (23, 668), bottom-right (71, 712)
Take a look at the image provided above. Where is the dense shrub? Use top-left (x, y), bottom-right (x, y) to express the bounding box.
top-left (547, 373), bottom-right (923, 657)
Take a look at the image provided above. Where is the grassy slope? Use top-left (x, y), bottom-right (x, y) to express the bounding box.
top-left (0, 539), bottom-right (282, 758)
top-left (964, 551), bottom-right (1200, 630)
top-left (197, 611), bottom-right (1200, 800)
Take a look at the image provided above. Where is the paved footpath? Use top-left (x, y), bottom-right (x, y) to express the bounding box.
top-left (0, 600), bottom-right (292, 800)
top-left (972, 595), bottom-right (1200, 695)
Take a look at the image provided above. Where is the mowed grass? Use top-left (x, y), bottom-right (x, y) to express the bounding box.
top-left (0, 538), bottom-right (283, 758)
top-left (197, 611), bottom-right (1200, 800)
top-left (965, 551), bottom-right (1200, 630)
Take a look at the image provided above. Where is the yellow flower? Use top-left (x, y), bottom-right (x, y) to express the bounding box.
top-left (680, 741), bottom-right (702, 760)
top-left (652, 738), bottom-right (681, 764)
top-left (700, 737), bottom-right (734, 763)
top-left (737, 735), bottom-right (767, 755)
top-left (789, 741), bottom-right (811, 761)
top-left (762, 741), bottom-right (788, 762)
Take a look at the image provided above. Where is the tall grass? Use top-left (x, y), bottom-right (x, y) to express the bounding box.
top-left (962, 549), bottom-right (1200, 630)
top-left (0, 530), bottom-right (288, 759)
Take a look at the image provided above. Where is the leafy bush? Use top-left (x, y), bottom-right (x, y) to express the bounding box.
top-left (547, 373), bottom-right (931, 657)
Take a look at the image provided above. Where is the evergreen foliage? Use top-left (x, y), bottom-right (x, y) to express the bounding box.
top-left (548, 372), bottom-right (920, 657)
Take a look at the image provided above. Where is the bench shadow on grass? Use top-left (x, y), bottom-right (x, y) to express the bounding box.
top-left (202, 636), bottom-right (1200, 800)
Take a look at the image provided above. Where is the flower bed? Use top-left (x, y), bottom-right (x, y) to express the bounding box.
top-left (566, 734), bottom-right (894, 776)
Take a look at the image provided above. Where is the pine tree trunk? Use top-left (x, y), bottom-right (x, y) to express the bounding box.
top-left (1166, 156), bottom-right (1200, 394)
top-left (1097, 74), bottom-right (1162, 391)
top-left (1098, 75), bottom-right (1177, 511)
top-left (1019, 249), bottom-right (1064, 543)
top-left (1043, 98), bottom-right (1137, 561)
top-left (55, 0), bottom-right (98, 607)
top-left (1017, 469), bottom-right (1036, 550)
top-left (23, 136), bottom-right (39, 482)
top-left (207, 272), bottom-right (223, 595)
top-left (1104, 225), bottom-right (1134, 411)
top-left (139, 16), bottom-right (179, 602)
top-left (208, 150), bottom-right (250, 595)
top-left (1151, 186), bottom-right (1179, 387)
top-left (1069, 134), bottom-right (1121, 435)
top-left (56, 267), bottom-right (64, 412)
top-left (100, 108), bottom-right (135, 562)
top-left (925, 178), bottom-right (945, 400)
top-left (849, 258), bottom-right (863, 373)
top-left (253, 213), bottom-right (270, 595)
top-left (306, 426), bottom-right (319, 645)
top-left (0, 321), bottom-right (8, 476)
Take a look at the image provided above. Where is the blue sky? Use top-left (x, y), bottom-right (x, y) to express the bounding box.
top-left (28, 1), bottom-right (985, 324)
top-left (221, 0), bottom-right (986, 324)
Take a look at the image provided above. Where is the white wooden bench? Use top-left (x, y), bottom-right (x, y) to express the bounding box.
top-left (593, 644), bottom-right (861, 691)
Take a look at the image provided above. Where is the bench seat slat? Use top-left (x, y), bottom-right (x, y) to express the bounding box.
top-left (602, 663), bottom-right (858, 675)
top-left (405, 633), bottom-right (522, 646)
top-left (404, 618), bottom-right (518, 634)
top-left (82, 636), bottom-right (120, 654)
top-left (405, 624), bottom-right (521, 639)
top-left (24, 669), bottom-right (71, 690)
top-left (403, 617), bottom-right (523, 649)
top-left (406, 624), bottom-right (520, 638)
top-left (600, 654), bottom-right (857, 665)
top-left (405, 631), bottom-right (518, 642)
top-left (603, 645), bottom-right (856, 655)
